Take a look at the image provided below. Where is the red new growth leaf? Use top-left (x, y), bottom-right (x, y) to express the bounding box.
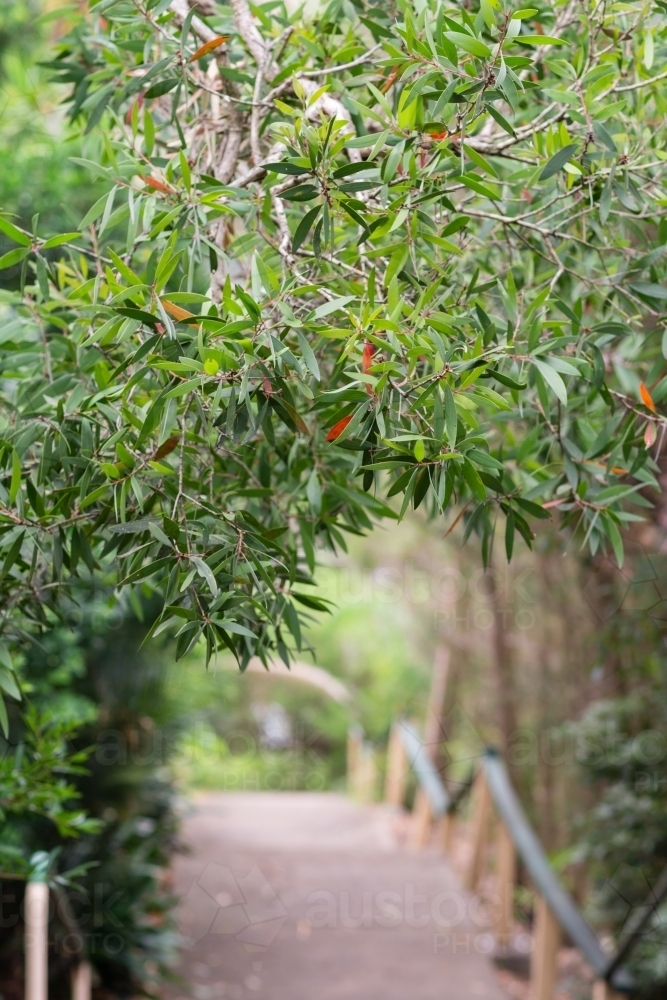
top-left (362, 341), bottom-right (376, 395)
top-left (153, 435), bottom-right (180, 461)
top-left (640, 381), bottom-right (657, 412)
top-left (381, 68), bottom-right (398, 93)
top-left (125, 94), bottom-right (144, 125)
top-left (144, 176), bottom-right (173, 193)
top-left (326, 415), bottom-right (353, 441)
top-left (189, 36), bottom-right (230, 62)
top-left (160, 298), bottom-right (196, 322)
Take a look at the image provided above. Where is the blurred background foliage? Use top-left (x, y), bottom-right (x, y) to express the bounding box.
top-left (0, 0), bottom-right (103, 283)
top-left (0, 1), bottom-right (667, 998)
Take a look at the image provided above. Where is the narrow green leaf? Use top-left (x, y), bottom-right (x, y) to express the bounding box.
top-left (539, 143), bottom-right (578, 181)
top-left (0, 217), bottom-right (31, 246)
top-left (444, 385), bottom-right (458, 449)
top-left (443, 31), bottom-right (492, 58)
top-left (0, 247), bottom-right (29, 270)
top-left (462, 458), bottom-right (487, 501)
top-left (532, 358), bottom-right (567, 404)
top-left (505, 512), bottom-right (515, 560)
top-left (296, 331), bottom-right (320, 380)
top-left (9, 450), bottom-right (21, 503)
top-left (41, 233), bottom-right (81, 250)
top-left (292, 205), bottom-right (321, 252)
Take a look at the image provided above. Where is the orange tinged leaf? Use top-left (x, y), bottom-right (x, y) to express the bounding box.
top-left (326, 414), bottom-right (353, 442)
top-left (610, 466), bottom-right (629, 475)
top-left (160, 298), bottom-right (196, 322)
top-left (362, 341), bottom-right (375, 374)
top-left (189, 36), bottom-right (230, 62)
top-left (427, 130), bottom-right (449, 140)
top-left (639, 381), bottom-right (656, 412)
top-left (144, 176), bottom-right (173, 193)
top-left (381, 68), bottom-right (398, 93)
top-left (153, 435), bottom-right (180, 461)
top-left (361, 341), bottom-right (376, 395)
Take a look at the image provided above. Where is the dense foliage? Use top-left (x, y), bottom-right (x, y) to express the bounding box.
top-left (0, 598), bottom-right (179, 997)
top-left (573, 556), bottom-right (667, 997)
top-left (0, 0), bottom-right (666, 719)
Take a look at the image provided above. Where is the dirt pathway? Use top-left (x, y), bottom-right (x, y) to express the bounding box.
top-left (165, 792), bottom-right (510, 1000)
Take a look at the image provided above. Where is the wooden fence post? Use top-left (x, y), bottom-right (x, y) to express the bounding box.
top-left (440, 810), bottom-right (455, 854)
top-left (384, 724), bottom-right (408, 808)
top-left (347, 725), bottom-right (363, 797)
top-left (25, 880), bottom-right (49, 1000)
top-left (531, 895), bottom-right (560, 1000)
top-left (592, 982), bottom-right (625, 1000)
top-left (495, 820), bottom-right (516, 948)
top-left (409, 789), bottom-right (432, 850)
top-left (71, 960), bottom-right (92, 1000)
top-left (464, 768), bottom-right (492, 891)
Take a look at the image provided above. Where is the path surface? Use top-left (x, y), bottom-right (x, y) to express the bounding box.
top-left (165, 792), bottom-right (509, 1000)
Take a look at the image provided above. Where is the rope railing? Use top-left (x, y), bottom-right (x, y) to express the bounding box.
top-left (362, 720), bottom-right (645, 1000)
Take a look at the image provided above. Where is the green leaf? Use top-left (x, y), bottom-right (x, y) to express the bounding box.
top-left (0, 247), bottom-right (29, 270)
top-left (532, 358), bottom-right (567, 404)
top-left (514, 497), bottom-right (551, 519)
top-left (505, 512), bottom-right (514, 560)
top-left (485, 105), bottom-right (516, 137)
top-left (603, 514), bottom-right (624, 567)
top-left (539, 143), bottom-right (578, 180)
top-left (9, 450), bottom-right (21, 503)
top-left (296, 331), bottom-right (320, 380)
top-left (40, 232), bottom-right (81, 250)
top-left (292, 205), bottom-right (321, 252)
top-left (443, 32), bottom-right (492, 58)
top-left (593, 121), bottom-right (617, 153)
top-left (462, 458), bottom-right (487, 501)
top-left (145, 77), bottom-right (179, 99)
top-left (0, 217), bottom-right (31, 246)
top-left (444, 385), bottom-right (458, 449)
top-left (193, 557), bottom-right (219, 596)
top-left (0, 668), bottom-right (20, 700)
top-left (264, 161), bottom-right (310, 175)
top-left (517, 34), bottom-right (566, 45)
top-left (79, 484), bottom-right (110, 510)
top-left (164, 377), bottom-right (202, 399)
top-left (311, 295), bottom-right (356, 319)
top-left (629, 283), bottom-right (667, 300)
